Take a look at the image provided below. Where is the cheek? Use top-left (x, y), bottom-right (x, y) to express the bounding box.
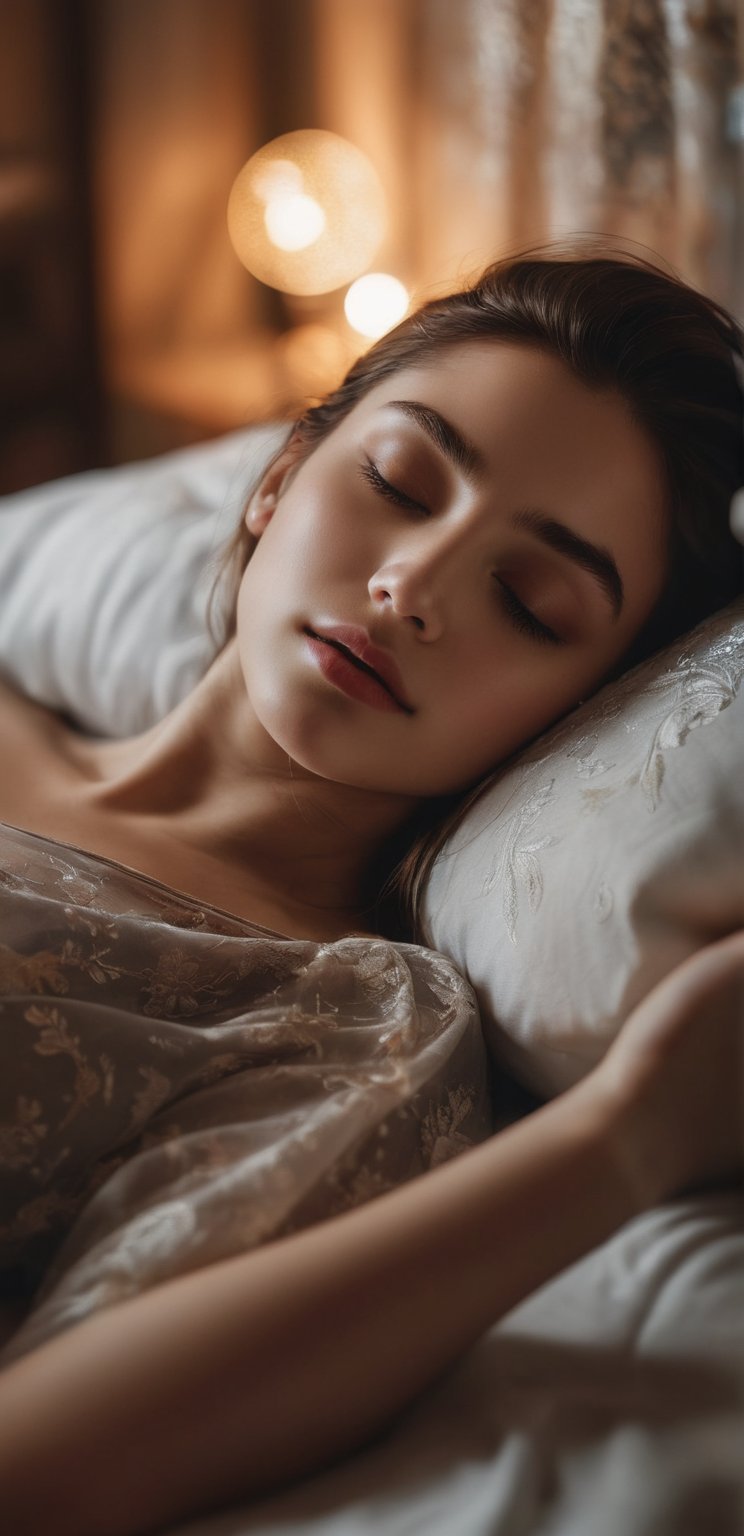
top-left (424, 670), bottom-right (521, 783)
top-left (258, 483), bottom-right (369, 594)
top-left (434, 653), bottom-right (590, 782)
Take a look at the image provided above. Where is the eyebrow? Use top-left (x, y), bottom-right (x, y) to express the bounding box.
top-left (512, 509), bottom-right (624, 619)
top-left (386, 399), bottom-right (486, 482)
top-left (385, 398), bottom-right (625, 619)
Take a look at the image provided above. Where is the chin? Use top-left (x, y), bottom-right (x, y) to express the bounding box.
top-left (267, 716), bottom-right (421, 793)
top-left (249, 683), bottom-right (468, 796)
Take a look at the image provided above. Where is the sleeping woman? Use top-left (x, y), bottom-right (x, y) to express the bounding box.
top-left (0, 243), bottom-right (742, 1535)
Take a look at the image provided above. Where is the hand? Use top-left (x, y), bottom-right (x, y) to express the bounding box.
top-left (589, 931), bottom-right (744, 1208)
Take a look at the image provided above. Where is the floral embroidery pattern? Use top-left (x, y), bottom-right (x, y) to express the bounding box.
top-left (352, 943), bottom-right (407, 999)
top-left (140, 947), bottom-right (228, 1017)
top-left (0, 934), bottom-right (122, 996)
top-left (419, 1083), bottom-right (477, 1168)
top-left (0, 943), bottom-right (71, 996)
top-left (25, 1004), bottom-right (101, 1132)
top-left (482, 780), bottom-right (558, 944)
top-left (639, 660), bottom-right (740, 810)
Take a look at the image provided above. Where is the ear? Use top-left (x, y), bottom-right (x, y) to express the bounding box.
top-left (245, 431), bottom-right (307, 536)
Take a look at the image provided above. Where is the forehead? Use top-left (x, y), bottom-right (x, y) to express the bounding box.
top-left (355, 341), bottom-right (647, 464)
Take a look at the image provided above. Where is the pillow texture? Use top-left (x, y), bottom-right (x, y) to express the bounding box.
top-left (0, 424), bottom-right (286, 737)
top-left (420, 597), bottom-right (744, 1099)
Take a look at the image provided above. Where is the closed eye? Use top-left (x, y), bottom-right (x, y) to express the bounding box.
top-left (496, 579), bottom-right (565, 646)
top-left (361, 457), bottom-right (565, 645)
top-left (359, 458), bottom-right (429, 514)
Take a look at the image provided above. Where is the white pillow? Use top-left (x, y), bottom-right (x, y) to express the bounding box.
top-left (0, 424), bottom-right (286, 737)
top-left (420, 596), bottom-right (744, 1099)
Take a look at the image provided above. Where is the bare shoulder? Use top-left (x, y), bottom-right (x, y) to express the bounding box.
top-left (0, 673), bottom-right (59, 744)
top-left (0, 676), bottom-right (70, 817)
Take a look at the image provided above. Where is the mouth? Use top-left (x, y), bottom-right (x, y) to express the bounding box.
top-left (304, 627), bottom-right (414, 714)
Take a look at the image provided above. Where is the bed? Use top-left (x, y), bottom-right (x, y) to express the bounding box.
top-left (0, 428), bottom-right (742, 1536)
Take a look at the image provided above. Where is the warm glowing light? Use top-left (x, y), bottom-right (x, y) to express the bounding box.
top-left (227, 130), bottom-right (387, 295)
top-left (278, 324), bottom-right (352, 395)
top-left (264, 194), bottom-right (326, 252)
top-left (344, 274), bottom-right (410, 339)
top-left (251, 159), bottom-right (302, 201)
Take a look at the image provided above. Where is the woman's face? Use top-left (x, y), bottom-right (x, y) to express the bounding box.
top-left (236, 340), bottom-right (669, 798)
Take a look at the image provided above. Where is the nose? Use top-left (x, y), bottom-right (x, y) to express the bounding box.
top-left (367, 516), bottom-right (476, 635)
top-left (368, 556), bottom-right (445, 638)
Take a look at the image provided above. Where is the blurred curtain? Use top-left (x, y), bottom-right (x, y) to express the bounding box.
top-left (95, 0), bottom-right (741, 354)
top-left (2, 0), bottom-right (739, 484)
top-left (92, 0), bottom-right (265, 359)
top-left (385, 0), bottom-right (739, 309)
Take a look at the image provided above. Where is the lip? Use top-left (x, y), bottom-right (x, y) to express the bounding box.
top-left (304, 624), bottom-right (414, 714)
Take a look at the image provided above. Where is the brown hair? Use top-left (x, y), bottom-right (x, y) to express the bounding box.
top-left (205, 236), bottom-right (744, 937)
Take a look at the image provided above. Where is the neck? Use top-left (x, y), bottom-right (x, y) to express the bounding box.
top-left (65, 642), bottom-right (420, 932)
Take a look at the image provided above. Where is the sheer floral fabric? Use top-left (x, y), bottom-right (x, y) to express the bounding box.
top-left (0, 822), bottom-right (493, 1366)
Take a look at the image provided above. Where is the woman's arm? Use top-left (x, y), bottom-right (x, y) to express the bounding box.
top-left (1, 930), bottom-right (740, 1536)
top-left (0, 1076), bottom-right (644, 1536)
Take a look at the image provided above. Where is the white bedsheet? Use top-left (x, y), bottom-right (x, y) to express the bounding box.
top-left (164, 1188), bottom-right (743, 1536)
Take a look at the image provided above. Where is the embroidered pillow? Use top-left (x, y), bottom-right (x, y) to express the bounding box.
top-left (420, 597), bottom-right (744, 1098)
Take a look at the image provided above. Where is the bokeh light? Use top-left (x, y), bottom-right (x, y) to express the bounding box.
top-left (344, 273), bottom-right (410, 338)
top-left (264, 193), bottom-right (326, 252)
top-left (277, 323), bottom-right (353, 395)
top-left (227, 130), bottom-right (387, 295)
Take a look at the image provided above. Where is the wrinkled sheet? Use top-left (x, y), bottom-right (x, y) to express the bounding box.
top-left (167, 1189), bottom-right (744, 1536)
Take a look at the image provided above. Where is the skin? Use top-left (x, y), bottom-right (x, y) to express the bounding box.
top-left (63, 340), bottom-right (670, 938)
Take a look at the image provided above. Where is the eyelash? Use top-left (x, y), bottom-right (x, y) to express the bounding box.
top-left (359, 458), bottom-right (565, 647)
top-left (359, 458), bottom-right (428, 513)
top-left (496, 581), bottom-right (563, 646)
